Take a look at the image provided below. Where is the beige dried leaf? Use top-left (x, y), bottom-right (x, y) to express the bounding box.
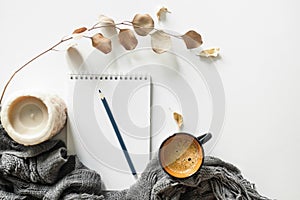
top-left (118, 29), bottom-right (138, 50)
top-left (199, 47), bottom-right (220, 57)
top-left (132, 14), bottom-right (154, 36)
top-left (91, 33), bottom-right (112, 54)
top-left (157, 7), bottom-right (171, 21)
top-left (98, 15), bottom-right (115, 26)
top-left (97, 15), bottom-right (117, 35)
top-left (72, 27), bottom-right (87, 34)
top-left (150, 30), bottom-right (171, 54)
top-left (173, 112), bottom-right (183, 128)
top-left (182, 30), bottom-right (203, 49)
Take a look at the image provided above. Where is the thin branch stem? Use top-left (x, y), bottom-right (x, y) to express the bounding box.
top-left (91, 22), bottom-right (101, 29)
top-left (0, 37), bottom-right (72, 105)
top-left (88, 21), bottom-right (131, 31)
top-left (123, 20), bottom-right (132, 24)
top-left (121, 22), bottom-right (133, 26)
top-left (88, 20), bottom-right (182, 39)
top-left (118, 21), bottom-right (183, 39)
top-left (114, 26), bottom-right (122, 31)
top-left (153, 28), bottom-right (182, 39)
top-left (88, 24), bottom-right (116, 31)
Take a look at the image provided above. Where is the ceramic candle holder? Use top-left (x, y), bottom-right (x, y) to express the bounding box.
top-left (0, 91), bottom-right (67, 146)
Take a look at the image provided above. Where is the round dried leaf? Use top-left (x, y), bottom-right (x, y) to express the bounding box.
top-left (118, 29), bottom-right (138, 50)
top-left (151, 30), bottom-right (171, 54)
top-left (98, 15), bottom-right (115, 26)
top-left (182, 30), bottom-right (203, 49)
top-left (91, 33), bottom-right (112, 54)
top-left (72, 27), bottom-right (87, 34)
top-left (97, 15), bottom-right (117, 36)
top-left (132, 14), bottom-right (154, 36)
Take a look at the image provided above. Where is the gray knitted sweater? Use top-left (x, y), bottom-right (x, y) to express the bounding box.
top-left (0, 121), bottom-right (271, 200)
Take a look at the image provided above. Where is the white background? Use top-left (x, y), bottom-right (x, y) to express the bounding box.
top-left (1, 0), bottom-right (299, 199)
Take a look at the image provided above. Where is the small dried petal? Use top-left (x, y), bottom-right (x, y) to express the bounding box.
top-left (199, 48), bottom-right (220, 57)
top-left (157, 7), bottom-right (171, 21)
top-left (91, 33), bottom-right (112, 54)
top-left (151, 30), bottom-right (171, 54)
top-left (132, 14), bottom-right (154, 36)
top-left (72, 27), bottom-right (87, 34)
top-left (173, 112), bottom-right (183, 128)
top-left (118, 29), bottom-right (138, 50)
top-left (182, 30), bottom-right (203, 49)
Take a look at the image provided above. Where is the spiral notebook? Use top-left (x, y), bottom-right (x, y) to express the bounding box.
top-left (67, 74), bottom-right (151, 190)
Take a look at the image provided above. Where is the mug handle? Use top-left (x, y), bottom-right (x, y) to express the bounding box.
top-left (197, 133), bottom-right (212, 145)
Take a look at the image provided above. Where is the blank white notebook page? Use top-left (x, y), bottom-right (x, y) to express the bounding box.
top-left (67, 74), bottom-right (151, 190)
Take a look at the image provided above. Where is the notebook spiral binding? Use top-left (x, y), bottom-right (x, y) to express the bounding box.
top-left (69, 74), bottom-right (149, 81)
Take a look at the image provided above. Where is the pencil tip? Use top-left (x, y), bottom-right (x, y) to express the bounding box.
top-left (99, 89), bottom-right (102, 93)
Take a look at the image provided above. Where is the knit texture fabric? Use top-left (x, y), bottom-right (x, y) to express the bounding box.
top-left (0, 121), bottom-right (271, 200)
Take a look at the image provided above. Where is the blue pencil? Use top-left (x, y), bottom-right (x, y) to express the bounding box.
top-left (98, 89), bottom-right (138, 180)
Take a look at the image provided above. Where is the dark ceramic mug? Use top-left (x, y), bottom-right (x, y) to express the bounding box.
top-left (159, 132), bottom-right (212, 179)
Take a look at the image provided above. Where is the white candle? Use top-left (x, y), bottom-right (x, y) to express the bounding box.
top-left (1, 92), bottom-right (67, 145)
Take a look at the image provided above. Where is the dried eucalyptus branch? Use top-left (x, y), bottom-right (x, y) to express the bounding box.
top-left (0, 37), bottom-right (72, 104)
top-left (0, 13), bottom-right (203, 105)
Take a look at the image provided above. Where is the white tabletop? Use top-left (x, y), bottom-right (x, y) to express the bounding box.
top-left (1, 0), bottom-right (299, 199)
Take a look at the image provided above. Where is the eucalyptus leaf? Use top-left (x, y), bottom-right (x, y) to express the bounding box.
top-left (98, 15), bottom-right (115, 26)
top-left (91, 33), bottom-right (112, 54)
top-left (132, 14), bottom-right (154, 36)
top-left (151, 30), bottom-right (172, 54)
top-left (118, 29), bottom-right (138, 50)
top-left (98, 15), bottom-right (117, 35)
top-left (182, 30), bottom-right (203, 49)
top-left (72, 27), bottom-right (87, 34)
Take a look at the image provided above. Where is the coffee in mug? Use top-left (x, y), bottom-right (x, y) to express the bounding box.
top-left (159, 132), bottom-right (212, 179)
